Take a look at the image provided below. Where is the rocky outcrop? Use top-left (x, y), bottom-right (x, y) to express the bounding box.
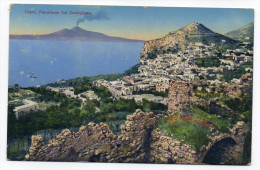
top-left (149, 121), bottom-right (249, 165)
top-left (140, 23), bottom-right (238, 58)
top-left (26, 109), bottom-right (249, 164)
top-left (26, 109), bottom-right (160, 162)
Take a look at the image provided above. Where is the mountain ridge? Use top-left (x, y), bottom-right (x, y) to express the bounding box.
top-left (225, 22), bottom-right (254, 43)
top-left (140, 22), bottom-right (239, 58)
top-left (170, 22), bottom-right (219, 36)
top-left (10, 27), bottom-right (144, 42)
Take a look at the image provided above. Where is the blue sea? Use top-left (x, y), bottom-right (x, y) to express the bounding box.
top-left (9, 40), bottom-right (144, 87)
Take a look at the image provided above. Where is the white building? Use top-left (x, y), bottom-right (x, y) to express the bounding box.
top-left (14, 99), bottom-right (39, 119)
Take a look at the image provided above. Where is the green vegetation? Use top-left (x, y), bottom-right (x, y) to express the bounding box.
top-left (223, 84), bottom-right (252, 123)
top-left (133, 89), bottom-right (168, 97)
top-left (186, 36), bottom-right (239, 50)
top-left (156, 105), bottom-right (234, 150)
top-left (8, 88), bottom-right (19, 93)
top-left (7, 84), bottom-right (165, 142)
top-left (193, 85), bottom-right (224, 101)
top-left (28, 87), bottom-right (68, 103)
top-left (8, 98), bottom-right (82, 139)
top-left (46, 63), bottom-right (142, 88)
top-left (164, 47), bottom-right (179, 54)
top-left (46, 73), bottom-right (123, 87)
top-left (123, 64), bottom-right (140, 76)
top-left (74, 82), bottom-right (92, 95)
top-left (224, 97), bottom-right (252, 114)
top-left (195, 57), bottom-right (221, 67)
top-left (146, 52), bottom-right (157, 59)
top-left (240, 63), bottom-right (253, 69)
top-left (142, 47), bottom-right (160, 59)
top-left (7, 84), bottom-right (139, 160)
top-left (7, 137), bottom-right (29, 160)
top-left (142, 46), bottom-right (180, 59)
top-left (206, 75), bottom-right (216, 80)
top-left (225, 22), bottom-right (254, 44)
top-left (156, 115), bottom-right (211, 151)
top-left (242, 125), bottom-right (252, 164)
top-left (141, 99), bottom-right (167, 113)
top-left (221, 67), bottom-right (250, 83)
top-left (191, 106), bottom-right (231, 132)
top-left (92, 85), bottom-right (112, 99)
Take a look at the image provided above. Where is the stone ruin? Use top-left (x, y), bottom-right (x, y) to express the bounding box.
top-left (26, 108), bottom-right (249, 165)
top-left (149, 121), bottom-right (248, 164)
top-left (167, 79), bottom-right (193, 115)
top-left (26, 109), bottom-right (160, 162)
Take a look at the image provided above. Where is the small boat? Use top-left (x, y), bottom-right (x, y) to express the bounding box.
top-left (29, 72), bottom-right (37, 78)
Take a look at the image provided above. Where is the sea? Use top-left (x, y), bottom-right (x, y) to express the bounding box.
top-left (9, 40), bottom-right (144, 87)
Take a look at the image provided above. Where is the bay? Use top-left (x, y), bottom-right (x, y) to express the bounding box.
top-left (9, 40), bottom-right (144, 87)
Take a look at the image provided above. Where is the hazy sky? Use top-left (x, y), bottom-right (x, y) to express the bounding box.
top-left (10, 4), bottom-right (254, 40)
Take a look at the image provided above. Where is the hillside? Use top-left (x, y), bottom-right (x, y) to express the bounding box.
top-left (10, 27), bottom-right (144, 42)
top-left (140, 22), bottom-right (239, 59)
top-left (225, 22), bottom-right (254, 44)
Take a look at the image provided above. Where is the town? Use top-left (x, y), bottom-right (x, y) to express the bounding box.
top-left (41, 41), bottom-right (253, 108)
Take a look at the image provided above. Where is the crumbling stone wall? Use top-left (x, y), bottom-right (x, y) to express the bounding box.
top-left (26, 109), bottom-right (159, 162)
top-left (149, 129), bottom-right (197, 164)
top-left (26, 109), bottom-right (248, 164)
top-left (168, 79), bottom-right (193, 115)
top-left (149, 121), bottom-right (248, 164)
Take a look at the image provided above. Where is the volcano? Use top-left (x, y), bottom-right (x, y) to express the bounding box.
top-left (10, 27), bottom-right (144, 42)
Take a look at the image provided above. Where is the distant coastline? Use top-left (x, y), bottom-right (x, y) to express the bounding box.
top-left (9, 27), bottom-right (145, 42)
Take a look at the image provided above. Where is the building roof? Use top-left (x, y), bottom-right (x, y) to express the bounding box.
top-left (14, 99), bottom-right (38, 111)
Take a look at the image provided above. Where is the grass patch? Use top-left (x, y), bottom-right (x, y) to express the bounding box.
top-left (156, 116), bottom-right (211, 151)
top-left (156, 106), bottom-right (232, 150)
top-left (191, 107), bottom-right (231, 132)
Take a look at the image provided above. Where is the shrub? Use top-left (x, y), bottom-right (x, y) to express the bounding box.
top-left (191, 106), bottom-right (231, 132)
top-left (195, 57), bottom-right (221, 67)
top-left (156, 105), bottom-right (235, 150)
top-left (156, 117), bottom-right (211, 151)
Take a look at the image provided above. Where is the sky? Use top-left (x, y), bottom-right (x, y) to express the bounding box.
top-left (9, 4), bottom-right (254, 41)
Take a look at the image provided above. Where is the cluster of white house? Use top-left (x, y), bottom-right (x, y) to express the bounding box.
top-left (92, 79), bottom-right (168, 105)
top-left (91, 42), bottom-right (253, 104)
top-left (46, 86), bottom-right (99, 102)
top-left (11, 86), bottom-right (101, 119)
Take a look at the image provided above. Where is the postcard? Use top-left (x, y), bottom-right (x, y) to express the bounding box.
top-left (7, 4), bottom-right (254, 165)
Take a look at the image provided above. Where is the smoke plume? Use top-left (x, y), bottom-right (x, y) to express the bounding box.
top-left (76, 11), bottom-right (110, 27)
